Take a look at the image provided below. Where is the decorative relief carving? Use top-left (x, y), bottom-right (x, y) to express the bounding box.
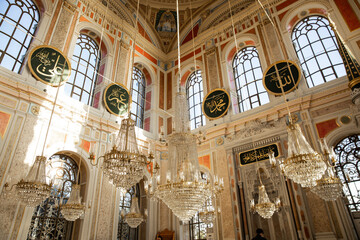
top-left (30, 104), bottom-right (40, 116)
top-left (226, 118), bottom-right (284, 144)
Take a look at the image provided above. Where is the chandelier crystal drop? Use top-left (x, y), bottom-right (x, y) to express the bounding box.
top-left (102, 118), bottom-right (148, 191)
top-left (251, 185), bottom-right (280, 219)
top-left (154, 92), bottom-right (212, 222)
top-left (125, 197), bottom-right (144, 228)
top-left (282, 123), bottom-right (327, 187)
top-left (15, 155), bottom-right (52, 207)
top-left (60, 184), bottom-right (85, 221)
top-left (311, 140), bottom-right (343, 201)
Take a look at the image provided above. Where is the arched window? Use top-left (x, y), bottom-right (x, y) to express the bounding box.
top-left (232, 47), bottom-right (269, 113)
top-left (64, 34), bottom-right (101, 105)
top-left (186, 70), bottom-right (205, 130)
top-left (0, 0), bottom-right (40, 73)
top-left (27, 154), bottom-right (79, 240)
top-left (291, 15), bottom-right (346, 88)
top-left (130, 67), bottom-right (146, 129)
top-left (117, 186), bottom-right (139, 240)
top-left (334, 135), bottom-right (360, 212)
top-left (189, 212), bottom-right (207, 240)
top-left (189, 172), bottom-right (209, 240)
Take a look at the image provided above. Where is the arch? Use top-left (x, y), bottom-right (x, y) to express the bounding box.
top-left (180, 61), bottom-right (204, 87)
top-left (290, 15), bottom-right (346, 88)
top-left (134, 62), bottom-right (154, 87)
top-left (73, 22), bottom-right (113, 58)
top-left (186, 69), bottom-right (206, 130)
top-left (0, 0), bottom-right (41, 73)
top-left (130, 66), bottom-right (146, 129)
top-left (232, 46), bottom-right (270, 113)
top-left (279, 1), bottom-right (331, 33)
top-left (26, 152), bottom-right (88, 240)
top-left (64, 33), bottom-right (102, 105)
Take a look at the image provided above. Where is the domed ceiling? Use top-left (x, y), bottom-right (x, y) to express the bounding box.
top-left (116, 0), bottom-right (255, 53)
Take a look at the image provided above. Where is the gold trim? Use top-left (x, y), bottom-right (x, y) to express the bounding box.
top-left (238, 143), bottom-right (280, 166)
top-left (103, 83), bottom-right (131, 117)
top-left (202, 88), bottom-right (230, 120)
top-left (262, 60), bottom-right (301, 96)
top-left (349, 77), bottom-right (360, 89)
top-left (27, 45), bottom-right (71, 87)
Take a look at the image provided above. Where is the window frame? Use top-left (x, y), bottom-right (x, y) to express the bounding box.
top-left (0, 0), bottom-right (40, 73)
top-left (232, 46), bottom-right (269, 113)
top-left (64, 33), bottom-right (101, 106)
top-left (291, 15), bottom-right (346, 88)
top-left (27, 154), bottom-right (79, 240)
top-left (117, 185), bottom-right (140, 240)
top-left (334, 134), bottom-right (360, 212)
top-left (130, 67), bottom-right (146, 129)
top-left (186, 69), bottom-right (206, 130)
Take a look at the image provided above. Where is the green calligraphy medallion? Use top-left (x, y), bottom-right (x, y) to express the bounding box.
top-left (28, 45), bottom-right (71, 87)
top-left (104, 83), bottom-right (130, 116)
top-left (263, 60), bottom-right (301, 95)
top-left (202, 88), bottom-right (230, 120)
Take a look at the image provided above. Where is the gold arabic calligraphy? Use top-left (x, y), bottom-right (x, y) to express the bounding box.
top-left (34, 50), bottom-right (65, 83)
top-left (206, 94), bottom-right (226, 114)
top-left (107, 87), bottom-right (127, 112)
top-left (241, 146), bottom-right (276, 164)
top-left (270, 66), bottom-right (294, 89)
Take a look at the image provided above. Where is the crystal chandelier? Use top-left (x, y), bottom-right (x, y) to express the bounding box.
top-left (154, 93), bottom-right (212, 222)
top-left (311, 139), bottom-right (343, 201)
top-left (61, 184), bottom-right (85, 221)
top-left (250, 185), bottom-right (280, 219)
top-left (282, 123), bottom-right (327, 187)
top-left (11, 155), bottom-right (52, 207)
top-left (99, 117), bottom-right (149, 192)
top-left (125, 196), bottom-right (144, 228)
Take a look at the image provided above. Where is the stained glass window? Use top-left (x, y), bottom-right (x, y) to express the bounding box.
top-left (0, 0), bottom-right (40, 73)
top-left (291, 15), bottom-right (346, 88)
top-left (334, 135), bottom-right (360, 212)
top-left (232, 47), bottom-right (269, 113)
top-left (130, 67), bottom-right (146, 129)
top-left (64, 34), bottom-right (100, 105)
top-left (186, 70), bottom-right (206, 130)
top-left (27, 154), bottom-right (79, 240)
top-left (117, 186), bottom-right (139, 240)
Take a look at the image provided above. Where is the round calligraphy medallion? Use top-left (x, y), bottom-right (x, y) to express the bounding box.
top-left (262, 60), bottom-right (301, 95)
top-left (103, 83), bottom-right (131, 116)
top-left (202, 88), bottom-right (230, 120)
top-left (28, 45), bottom-right (71, 87)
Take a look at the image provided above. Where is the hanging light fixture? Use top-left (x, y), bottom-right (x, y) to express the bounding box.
top-left (125, 196), bottom-right (144, 228)
top-left (5, 87), bottom-right (64, 206)
top-left (152, 0), bottom-right (212, 222)
top-left (311, 139), bottom-right (343, 201)
top-left (60, 157), bottom-right (85, 221)
top-left (250, 185), bottom-right (280, 219)
top-left (95, 118), bottom-right (150, 192)
top-left (282, 123), bottom-right (326, 187)
top-left (154, 93), bottom-right (212, 222)
top-left (88, 0), bottom-right (153, 193)
top-left (12, 156), bottom-right (52, 207)
top-left (255, 0), bottom-right (326, 188)
top-left (61, 184), bottom-right (86, 221)
top-left (250, 151), bottom-right (281, 219)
